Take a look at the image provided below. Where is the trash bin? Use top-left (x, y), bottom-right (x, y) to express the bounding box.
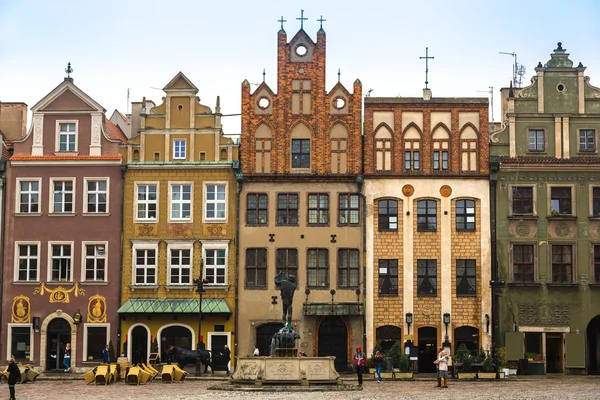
top-left (385, 357), bottom-right (394, 372)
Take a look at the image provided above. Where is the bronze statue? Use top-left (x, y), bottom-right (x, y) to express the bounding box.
top-left (274, 270), bottom-right (296, 325)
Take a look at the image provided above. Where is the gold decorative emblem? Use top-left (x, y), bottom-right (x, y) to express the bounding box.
top-left (439, 185), bottom-right (452, 197)
top-left (87, 294), bottom-right (107, 323)
top-left (402, 185), bottom-right (415, 197)
top-left (422, 306), bottom-right (433, 317)
top-left (33, 282), bottom-right (85, 303)
top-left (168, 223), bottom-right (192, 238)
top-left (12, 295), bottom-right (31, 323)
top-left (138, 224), bottom-right (157, 237)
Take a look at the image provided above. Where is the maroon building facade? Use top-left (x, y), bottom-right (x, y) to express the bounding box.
top-left (1, 77), bottom-right (125, 372)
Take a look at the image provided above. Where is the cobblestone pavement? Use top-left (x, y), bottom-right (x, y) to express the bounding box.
top-left (6, 376), bottom-right (600, 400)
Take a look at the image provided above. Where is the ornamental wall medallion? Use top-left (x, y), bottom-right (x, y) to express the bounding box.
top-left (402, 185), bottom-right (415, 197)
top-left (168, 223), bottom-right (192, 238)
top-left (87, 294), bottom-right (107, 323)
top-left (33, 282), bottom-right (85, 303)
top-left (439, 185), bottom-right (452, 198)
top-left (508, 221), bottom-right (537, 238)
top-left (547, 221), bottom-right (575, 239)
top-left (137, 224), bottom-right (157, 237)
top-left (12, 295), bottom-right (31, 323)
top-left (518, 304), bottom-right (569, 326)
top-left (205, 225), bottom-right (226, 237)
top-left (590, 223), bottom-right (600, 239)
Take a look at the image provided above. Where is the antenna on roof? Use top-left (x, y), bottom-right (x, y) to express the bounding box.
top-left (500, 51), bottom-right (526, 88)
top-left (126, 88), bottom-right (130, 114)
top-left (477, 86), bottom-right (494, 125)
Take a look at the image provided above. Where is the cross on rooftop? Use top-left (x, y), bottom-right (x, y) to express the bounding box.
top-left (297, 9), bottom-right (308, 29)
top-left (420, 47), bottom-right (434, 89)
top-left (318, 15), bottom-right (326, 29)
top-left (278, 16), bottom-right (287, 30)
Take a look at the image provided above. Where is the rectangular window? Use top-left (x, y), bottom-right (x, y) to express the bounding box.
top-left (136, 184), bottom-right (158, 221)
top-left (512, 187), bottom-right (534, 215)
top-left (246, 193), bottom-right (268, 225)
top-left (85, 179), bottom-right (108, 213)
top-left (513, 244), bottom-right (534, 282)
top-left (404, 140), bottom-right (420, 171)
top-left (417, 259), bottom-right (437, 296)
top-left (307, 248), bottom-right (329, 288)
top-left (593, 187), bottom-right (600, 216)
top-left (594, 245), bottom-right (600, 284)
top-left (169, 248), bottom-right (191, 285)
top-left (17, 244), bottom-right (38, 282)
top-left (170, 184), bottom-right (192, 221)
top-left (205, 184), bottom-right (226, 220)
top-left (59, 123), bottom-right (77, 152)
top-left (417, 200), bottom-right (437, 231)
top-left (433, 150), bottom-right (449, 170)
top-left (579, 129), bottom-right (596, 152)
top-left (277, 194), bottom-right (299, 225)
top-left (204, 248), bottom-right (226, 285)
top-left (378, 259), bottom-right (398, 295)
top-left (551, 244), bottom-right (573, 283)
top-left (18, 180), bottom-right (40, 213)
top-left (86, 326), bottom-right (107, 362)
top-left (308, 194), bottom-right (329, 225)
top-left (50, 244), bottom-right (72, 282)
top-left (456, 199), bottom-right (476, 231)
top-left (338, 194), bottom-right (360, 225)
top-left (338, 249), bottom-right (359, 288)
top-left (245, 248), bottom-right (267, 288)
top-left (291, 139), bottom-right (310, 168)
top-left (528, 129), bottom-right (545, 152)
top-left (135, 248), bottom-right (156, 284)
top-left (276, 249), bottom-right (298, 281)
top-left (84, 244), bottom-right (106, 282)
top-left (550, 187), bottom-right (572, 215)
top-left (456, 259), bottom-right (476, 296)
top-left (11, 327), bottom-right (31, 362)
top-left (173, 139), bottom-right (186, 159)
top-left (378, 199), bottom-right (398, 231)
top-left (51, 180), bottom-right (74, 213)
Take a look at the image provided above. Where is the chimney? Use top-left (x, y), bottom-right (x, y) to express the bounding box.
top-left (423, 88), bottom-right (432, 101)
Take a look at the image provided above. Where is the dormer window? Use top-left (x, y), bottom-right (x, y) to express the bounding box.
top-left (58, 122), bottom-right (77, 152)
top-left (173, 140), bottom-right (186, 160)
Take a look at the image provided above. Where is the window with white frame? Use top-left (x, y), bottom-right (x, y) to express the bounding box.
top-left (49, 243), bottom-right (73, 282)
top-left (173, 140), bottom-right (186, 159)
top-left (170, 183), bottom-right (192, 221)
top-left (136, 183), bottom-right (158, 221)
top-left (84, 243), bottom-right (106, 282)
top-left (579, 129), bottom-right (596, 152)
top-left (58, 122), bottom-right (77, 152)
top-left (84, 324), bottom-right (108, 362)
top-left (85, 179), bottom-right (108, 213)
top-left (169, 244), bottom-right (192, 285)
top-left (134, 245), bottom-right (157, 285)
top-left (205, 184), bottom-right (226, 221)
top-left (203, 243), bottom-right (227, 285)
top-left (17, 180), bottom-right (41, 213)
top-left (51, 179), bottom-right (74, 213)
top-left (15, 243), bottom-right (39, 282)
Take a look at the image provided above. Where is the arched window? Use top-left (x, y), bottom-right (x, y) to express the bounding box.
top-left (330, 124), bottom-right (348, 174)
top-left (254, 124), bottom-right (272, 173)
top-left (404, 126), bottom-right (421, 171)
top-left (133, 149), bottom-right (140, 161)
top-left (375, 126), bottom-right (392, 171)
top-left (376, 325), bottom-right (401, 353)
top-left (460, 125), bottom-right (478, 172)
top-left (454, 326), bottom-right (479, 356)
top-left (432, 125), bottom-right (449, 171)
top-left (290, 124), bottom-right (311, 169)
top-left (220, 149), bottom-right (228, 161)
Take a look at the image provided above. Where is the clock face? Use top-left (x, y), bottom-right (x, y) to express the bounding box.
top-left (295, 44), bottom-right (308, 57)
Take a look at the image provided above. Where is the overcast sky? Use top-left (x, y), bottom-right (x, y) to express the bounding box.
top-left (1, 0), bottom-right (599, 135)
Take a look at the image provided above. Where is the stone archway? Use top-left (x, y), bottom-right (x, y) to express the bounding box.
top-left (587, 315), bottom-right (600, 373)
top-left (40, 310), bottom-right (76, 372)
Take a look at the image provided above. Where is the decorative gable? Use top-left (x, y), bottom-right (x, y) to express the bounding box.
top-left (162, 71), bottom-right (198, 94)
top-left (289, 30), bottom-right (315, 63)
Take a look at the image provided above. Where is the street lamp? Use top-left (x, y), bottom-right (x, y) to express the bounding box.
top-left (443, 313), bottom-right (451, 348)
top-left (405, 313), bottom-right (413, 335)
top-left (194, 270), bottom-right (206, 377)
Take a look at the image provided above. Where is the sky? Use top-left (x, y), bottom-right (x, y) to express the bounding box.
top-left (1, 0), bottom-right (599, 136)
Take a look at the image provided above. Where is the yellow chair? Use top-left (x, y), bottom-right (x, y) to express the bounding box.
top-left (161, 365), bottom-right (174, 383)
top-left (140, 363), bottom-right (156, 380)
top-left (83, 367), bottom-right (97, 385)
top-left (109, 364), bottom-right (118, 383)
top-left (172, 364), bottom-right (188, 382)
top-left (138, 366), bottom-right (152, 384)
top-left (126, 366), bottom-right (141, 385)
top-left (144, 362), bottom-right (159, 376)
top-left (95, 365), bottom-right (111, 385)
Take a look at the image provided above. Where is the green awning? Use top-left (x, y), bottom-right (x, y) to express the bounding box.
top-left (303, 302), bottom-right (364, 316)
top-left (117, 298), bottom-right (231, 314)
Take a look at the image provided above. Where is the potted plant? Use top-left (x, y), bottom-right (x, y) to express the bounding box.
top-left (396, 354), bottom-right (413, 379)
top-left (459, 355), bottom-right (477, 379)
top-left (479, 356), bottom-right (497, 379)
top-left (495, 346), bottom-right (508, 377)
top-left (507, 360), bottom-right (518, 376)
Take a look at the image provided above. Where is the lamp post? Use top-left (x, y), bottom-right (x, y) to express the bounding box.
top-left (405, 312), bottom-right (413, 335)
top-left (443, 313), bottom-right (451, 348)
top-left (194, 272), bottom-right (206, 376)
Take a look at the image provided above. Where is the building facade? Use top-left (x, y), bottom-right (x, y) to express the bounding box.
top-left (117, 72), bottom-right (238, 368)
top-left (237, 22), bottom-right (363, 370)
top-left (363, 92), bottom-right (491, 371)
top-left (491, 43), bottom-right (600, 374)
top-left (1, 77), bottom-right (125, 372)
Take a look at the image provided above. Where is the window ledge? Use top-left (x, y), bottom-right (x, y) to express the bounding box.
top-left (307, 287), bottom-right (332, 291)
top-left (508, 215), bottom-right (538, 220)
top-left (204, 219), bottom-right (227, 223)
top-left (169, 219), bottom-right (193, 224)
top-left (378, 293), bottom-right (399, 297)
top-left (506, 282), bottom-right (541, 287)
top-left (13, 281), bottom-right (41, 285)
top-left (46, 281), bottom-right (74, 286)
top-left (290, 168), bottom-right (311, 174)
top-left (546, 283), bottom-right (579, 287)
top-left (82, 212), bottom-right (110, 217)
top-left (204, 284), bottom-right (229, 291)
top-left (275, 224), bottom-right (300, 227)
top-left (80, 281), bottom-right (108, 286)
top-left (588, 283), bottom-right (600, 288)
top-left (456, 294), bottom-right (478, 298)
top-left (164, 285), bottom-right (194, 292)
top-left (129, 284), bottom-right (160, 291)
top-left (135, 220), bottom-right (158, 224)
top-left (547, 215), bottom-right (577, 221)
top-left (588, 216), bottom-right (600, 221)
top-left (337, 223), bottom-right (361, 228)
top-left (54, 152), bottom-right (79, 156)
top-left (14, 212), bottom-right (42, 217)
top-left (307, 224), bottom-right (330, 227)
top-left (245, 223), bottom-right (268, 227)
top-left (417, 294), bottom-right (438, 297)
top-left (456, 229), bottom-right (477, 233)
top-left (48, 212), bottom-right (76, 217)
top-left (245, 286), bottom-right (268, 290)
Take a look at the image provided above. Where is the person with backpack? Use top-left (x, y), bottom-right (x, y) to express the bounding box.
top-left (7, 357), bottom-right (21, 400)
top-left (353, 345), bottom-right (366, 386)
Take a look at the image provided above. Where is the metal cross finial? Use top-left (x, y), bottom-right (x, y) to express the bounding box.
top-left (262, 68), bottom-right (266, 83)
top-left (297, 9), bottom-right (308, 29)
top-left (318, 15), bottom-right (326, 29)
top-left (420, 47), bottom-right (434, 89)
top-left (338, 69), bottom-right (341, 83)
top-left (65, 62), bottom-right (73, 78)
top-left (278, 16), bottom-right (287, 30)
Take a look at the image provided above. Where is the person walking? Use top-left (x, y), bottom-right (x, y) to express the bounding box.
top-left (253, 345), bottom-right (260, 357)
top-left (353, 345), bottom-right (366, 386)
top-left (103, 344), bottom-right (110, 364)
top-left (220, 344), bottom-right (231, 376)
top-left (7, 357), bottom-right (20, 400)
top-left (434, 350), bottom-right (450, 388)
top-left (435, 347), bottom-right (443, 387)
top-left (63, 343), bottom-right (71, 372)
top-left (374, 350), bottom-right (384, 383)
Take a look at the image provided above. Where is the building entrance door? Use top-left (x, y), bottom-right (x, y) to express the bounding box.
top-left (131, 326), bottom-right (148, 365)
top-left (587, 315), bottom-right (600, 374)
top-left (46, 318), bottom-right (70, 371)
top-left (417, 326), bottom-right (437, 373)
top-left (545, 334), bottom-right (563, 373)
top-left (160, 326), bottom-right (192, 362)
top-left (318, 316), bottom-right (349, 372)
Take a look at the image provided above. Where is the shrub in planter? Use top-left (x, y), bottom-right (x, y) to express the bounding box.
top-left (483, 356), bottom-right (495, 372)
top-left (398, 354), bottom-right (410, 373)
top-left (478, 347), bottom-right (487, 360)
top-left (388, 341), bottom-right (402, 369)
top-left (461, 355), bottom-right (473, 372)
top-left (455, 343), bottom-right (470, 365)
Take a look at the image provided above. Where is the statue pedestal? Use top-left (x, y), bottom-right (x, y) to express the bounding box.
top-left (232, 356), bottom-right (340, 385)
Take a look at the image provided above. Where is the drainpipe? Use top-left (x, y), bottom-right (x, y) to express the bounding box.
top-left (489, 156), bottom-right (501, 347)
top-left (234, 165), bottom-right (242, 366)
top-left (118, 165), bottom-right (127, 356)
top-left (358, 173), bottom-right (366, 351)
top-left (0, 171), bottom-right (6, 356)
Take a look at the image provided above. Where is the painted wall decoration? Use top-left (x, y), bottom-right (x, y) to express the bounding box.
top-left (33, 282), bottom-right (85, 303)
top-left (87, 294), bottom-right (107, 323)
top-left (12, 295), bottom-right (31, 323)
top-left (518, 304), bottom-right (570, 326)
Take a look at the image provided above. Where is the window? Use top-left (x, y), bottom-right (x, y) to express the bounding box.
top-left (378, 199), bottom-right (398, 231)
top-left (136, 184), bottom-right (158, 221)
top-left (433, 149), bottom-right (449, 170)
top-left (18, 180), bottom-right (40, 213)
top-left (417, 259), bottom-right (437, 296)
top-left (173, 139), bottom-right (186, 159)
top-left (51, 180), bottom-right (74, 213)
top-left (276, 249), bottom-right (298, 280)
top-left (49, 243), bottom-right (72, 282)
top-left (417, 200), bottom-right (437, 231)
top-left (512, 186), bottom-right (534, 215)
top-left (378, 259), bottom-right (398, 295)
top-left (594, 245), bottom-right (600, 284)
top-left (460, 126), bottom-right (478, 171)
top-left (205, 183), bottom-right (226, 221)
top-left (456, 199), bottom-right (475, 231)
top-left (593, 187), bottom-right (600, 216)
top-left (512, 244), bottom-right (534, 282)
top-left (245, 248), bottom-right (267, 288)
top-left (307, 248), bottom-right (328, 288)
top-left (308, 194), bottom-right (329, 225)
top-left (339, 194), bottom-right (360, 225)
top-left (579, 129), bottom-right (596, 152)
top-left (375, 126), bottom-right (393, 171)
top-left (10, 326), bottom-right (31, 362)
top-left (169, 247), bottom-right (191, 285)
top-left (170, 183), bottom-right (192, 221)
top-left (338, 249), bottom-right (359, 288)
top-left (277, 194), bottom-right (299, 225)
top-left (291, 139), bottom-right (310, 169)
top-left (456, 259), bottom-right (476, 296)
top-left (85, 179), bottom-right (108, 213)
top-left (291, 79), bottom-right (311, 115)
top-left (84, 244), bottom-right (106, 282)
top-left (134, 248), bottom-right (157, 284)
top-left (85, 325), bottom-right (108, 362)
top-left (246, 193), bottom-right (268, 225)
top-left (551, 244), bottom-right (573, 283)
top-left (153, 152), bottom-right (160, 161)
top-left (550, 187), bottom-right (572, 215)
top-left (16, 243), bottom-right (39, 282)
top-left (204, 247), bottom-right (227, 285)
top-left (528, 129), bottom-right (545, 152)
top-left (58, 122), bottom-right (77, 152)
top-left (432, 127), bottom-right (449, 171)
top-left (404, 141), bottom-right (420, 170)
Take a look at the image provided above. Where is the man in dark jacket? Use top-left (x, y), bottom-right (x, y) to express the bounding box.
top-left (220, 345), bottom-right (231, 376)
top-left (7, 357), bottom-right (21, 400)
